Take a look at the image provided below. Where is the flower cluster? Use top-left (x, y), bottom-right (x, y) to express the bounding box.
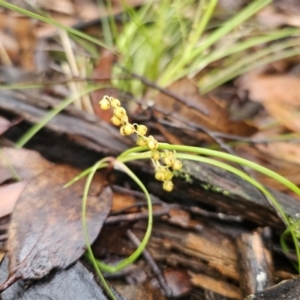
top-left (99, 96), bottom-right (182, 192)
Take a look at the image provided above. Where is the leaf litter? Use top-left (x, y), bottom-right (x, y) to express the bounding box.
top-left (153, 77), bottom-right (257, 145)
top-left (0, 148), bottom-right (112, 292)
top-left (0, 255), bottom-right (113, 300)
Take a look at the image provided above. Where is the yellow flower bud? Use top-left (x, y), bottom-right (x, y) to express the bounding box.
top-left (151, 150), bottom-right (160, 161)
top-left (114, 107), bottom-right (126, 119)
top-left (164, 155), bottom-right (175, 167)
top-left (99, 98), bottom-right (110, 110)
top-left (111, 115), bottom-right (122, 126)
top-left (111, 98), bottom-right (121, 108)
top-left (155, 169), bottom-right (166, 181)
top-left (163, 181), bottom-right (174, 192)
top-left (121, 115), bottom-right (129, 123)
top-left (165, 170), bottom-right (174, 181)
top-left (136, 125), bottom-right (147, 136)
top-left (147, 138), bottom-right (159, 150)
top-left (123, 123), bottom-right (135, 135)
top-left (137, 137), bottom-right (148, 147)
top-left (172, 160), bottom-right (182, 171)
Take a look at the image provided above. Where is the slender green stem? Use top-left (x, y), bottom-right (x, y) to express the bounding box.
top-left (188, 27), bottom-right (300, 77)
top-left (187, 0), bottom-right (218, 53)
top-left (119, 145), bottom-right (300, 199)
top-left (118, 150), bottom-right (300, 271)
top-left (159, 0), bottom-right (271, 86)
top-left (79, 143), bottom-right (300, 275)
top-left (81, 158), bottom-right (117, 300)
top-left (80, 157), bottom-right (153, 274)
top-left (96, 161), bottom-right (153, 272)
top-left (0, 1), bottom-right (114, 52)
top-left (176, 154), bottom-right (300, 272)
top-left (201, 44), bottom-right (300, 94)
top-left (0, 148), bottom-right (21, 181)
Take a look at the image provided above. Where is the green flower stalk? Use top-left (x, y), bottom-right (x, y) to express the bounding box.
top-left (99, 96), bottom-right (183, 192)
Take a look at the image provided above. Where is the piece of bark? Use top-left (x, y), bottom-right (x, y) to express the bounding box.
top-left (134, 221), bottom-right (240, 281)
top-left (189, 272), bottom-right (241, 299)
top-left (236, 227), bottom-right (274, 298)
top-left (0, 255), bottom-right (125, 300)
top-left (244, 276), bottom-right (300, 300)
top-left (149, 160), bottom-right (300, 231)
top-left (0, 90), bottom-right (130, 154)
top-left (205, 289), bottom-right (230, 300)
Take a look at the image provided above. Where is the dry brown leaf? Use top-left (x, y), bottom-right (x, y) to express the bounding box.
top-left (0, 147), bottom-right (53, 184)
top-left (36, 0), bottom-right (75, 14)
top-left (154, 77), bottom-right (256, 137)
top-left (0, 255), bottom-right (112, 300)
top-left (0, 182), bottom-right (27, 219)
top-left (253, 131), bottom-right (300, 165)
top-left (0, 13), bottom-right (36, 70)
top-left (235, 144), bottom-right (300, 194)
top-left (35, 0), bottom-right (148, 38)
top-left (163, 268), bottom-right (191, 297)
top-left (0, 164), bottom-right (112, 292)
top-left (0, 118), bottom-right (12, 135)
top-left (237, 72), bottom-right (300, 133)
top-left (258, 6), bottom-right (300, 28)
top-left (0, 252), bottom-right (4, 264)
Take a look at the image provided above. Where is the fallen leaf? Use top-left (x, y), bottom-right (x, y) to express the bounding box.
top-left (163, 268), bottom-right (191, 298)
top-left (0, 12), bottom-right (36, 70)
top-left (0, 117), bottom-right (11, 135)
top-left (0, 165), bottom-right (112, 291)
top-left (236, 72), bottom-right (300, 133)
top-left (0, 255), bottom-right (119, 300)
top-left (258, 6), bottom-right (300, 28)
top-left (0, 252), bottom-right (4, 264)
top-left (253, 131), bottom-right (300, 165)
top-left (154, 77), bottom-right (256, 138)
top-left (0, 182), bottom-right (27, 218)
top-left (235, 144), bottom-right (300, 194)
top-left (0, 147), bottom-right (53, 184)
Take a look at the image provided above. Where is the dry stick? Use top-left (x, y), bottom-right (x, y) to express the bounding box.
top-left (106, 208), bottom-right (169, 224)
top-left (21, 74), bottom-right (300, 145)
top-left (126, 229), bottom-right (172, 298)
top-left (118, 70), bottom-right (248, 166)
top-left (0, 234), bottom-right (7, 241)
top-left (112, 185), bottom-right (163, 202)
top-left (116, 71), bottom-right (268, 154)
top-left (0, 40), bottom-right (12, 66)
top-left (111, 186), bottom-right (243, 222)
top-left (109, 202), bottom-right (162, 216)
top-left (60, 30), bottom-right (82, 110)
top-left (0, 224), bottom-right (8, 231)
top-left (119, 68), bottom-right (209, 116)
top-left (183, 205), bottom-right (243, 222)
top-left (158, 117), bottom-right (300, 145)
